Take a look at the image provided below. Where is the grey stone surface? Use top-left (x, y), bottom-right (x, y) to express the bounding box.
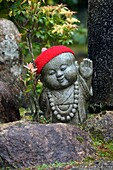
top-left (88, 0), bottom-right (113, 106)
top-left (0, 81), bottom-right (20, 123)
top-left (0, 18), bottom-right (22, 84)
top-left (0, 19), bottom-right (23, 120)
top-left (0, 122), bottom-right (94, 169)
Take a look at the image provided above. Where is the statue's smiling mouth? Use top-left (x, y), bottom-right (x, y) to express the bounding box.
top-left (57, 77), bottom-right (65, 83)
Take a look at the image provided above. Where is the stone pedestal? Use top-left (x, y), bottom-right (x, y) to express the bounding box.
top-left (88, 0), bottom-right (113, 106)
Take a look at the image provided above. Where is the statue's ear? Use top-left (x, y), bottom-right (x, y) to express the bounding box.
top-left (75, 61), bottom-right (79, 69)
top-left (40, 75), bottom-right (43, 83)
top-left (40, 75), bottom-right (46, 87)
top-left (75, 61), bottom-right (79, 75)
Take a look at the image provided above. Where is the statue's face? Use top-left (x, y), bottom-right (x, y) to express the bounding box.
top-left (41, 52), bottom-right (77, 90)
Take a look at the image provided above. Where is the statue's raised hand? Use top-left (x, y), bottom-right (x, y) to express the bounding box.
top-left (79, 58), bottom-right (93, 78)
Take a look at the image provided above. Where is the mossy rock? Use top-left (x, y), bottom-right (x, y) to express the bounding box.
top-left (83, 111), bottom-right (113, 142)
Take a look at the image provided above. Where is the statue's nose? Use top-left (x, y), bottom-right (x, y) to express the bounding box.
top-left (56, 70), bottom-right (63, 78)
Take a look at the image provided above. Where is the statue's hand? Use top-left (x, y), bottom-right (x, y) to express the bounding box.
top-left (79, 58), bottom-right (93, 78)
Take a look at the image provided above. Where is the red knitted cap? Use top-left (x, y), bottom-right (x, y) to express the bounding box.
top-left (35, 45), bottom-right (75, 74)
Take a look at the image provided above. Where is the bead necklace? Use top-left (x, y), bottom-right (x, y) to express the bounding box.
top-left (47, 81), bottom-right (79, 122)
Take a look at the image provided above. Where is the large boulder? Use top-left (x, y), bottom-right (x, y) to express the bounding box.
top-left (0, 81), bottom-right (20, 123)
top-left (0, 122), bottom-right (94, 169)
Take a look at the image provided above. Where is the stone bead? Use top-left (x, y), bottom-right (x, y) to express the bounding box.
top-left (70, 113), bottom-right (74, 117)
top-left (74, 99), bottom-right (78, 104)
top-left (53, 110), bottom-right (58, 115)
top-left (61, 117), bottom-right (65, 121)
top-left (57, 114), bottom-right (61, 119)
top-left (74, 90), bottom-right (79, 94)
top-left (48, 94), bottom-right (52, 98)
top-left (73, 104), bottom-right (78, 108)
top-left (49, 98), bottom-right (54, 102)
top-left (67, 115), bottom-right (71, 120)
top-left (75, 81), bottom-right (79, 85)
top-left (50, 102), bottom-right (54, 106)
top-left (51, 106), bottom-right (56, 111)
top-left (72, 108), bottom-right (76, 113)
top-left (74, 94), bottom-right (79, 99)
top-left (75, 86), bottom-right (79, 90)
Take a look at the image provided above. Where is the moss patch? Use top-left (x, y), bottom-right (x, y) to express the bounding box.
top-left (76, 135), bottom-right (84, 143)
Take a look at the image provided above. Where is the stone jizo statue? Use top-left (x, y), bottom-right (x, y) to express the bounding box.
top-left (35, 45), bottom-right (93, 124)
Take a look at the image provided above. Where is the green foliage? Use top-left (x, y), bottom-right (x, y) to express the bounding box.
top-left (20, 62), bottom-right (42, 121)
top-left (83, 156), bottom-right (95, 165)
top-left (73, 26), bottom-right (87, 45)
top-left (76, 135), bottom-right (84, 143)
top-left (39, 115), bottom-right (50, 124)
top-left (96, 142), bottom-right (113, 160)
top-left (91, 129), bottom-right (104, 142)
top-left (91, 134), bottom-right (113, 160)
top-left (18, 160), bottom-right (78, 170)
top-left (7, 0), bottom-right (79, 57)
top-left (20, 107), bottom-right (51, 123)
top-left (49, 0), bottom-right (81, 7)
top-left (5, 0), bottom-right (15, 1)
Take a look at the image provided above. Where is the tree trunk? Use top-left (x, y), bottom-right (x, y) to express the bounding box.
top-left (88, 0), bottom-right (113, 107)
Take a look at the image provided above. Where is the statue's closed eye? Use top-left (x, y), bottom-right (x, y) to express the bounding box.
top-left (60, 64), bottom-right (67, 71)
top-left (48, 70), bottom-right (55, 75)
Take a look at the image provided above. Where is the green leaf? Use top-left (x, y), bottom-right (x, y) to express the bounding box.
top-left (25, 84), bottom-right (33, 93)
